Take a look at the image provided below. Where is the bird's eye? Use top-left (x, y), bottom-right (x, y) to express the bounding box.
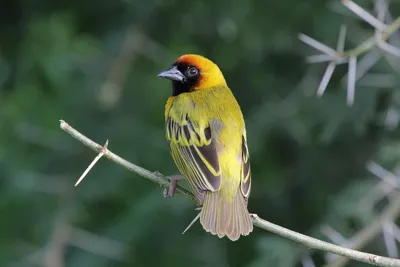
top-left (187, 67), bottom-right (199, 77)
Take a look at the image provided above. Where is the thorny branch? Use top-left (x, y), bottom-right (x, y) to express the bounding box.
top-left (324, 194), bottom-right (400, 267)
top-left (59, 120), bottom-right (194, 201)
top-left (60, 119), bottom-right (400, 267)
top-left (315, 163), bottom-right (400, 267)
top-left (299, 0), bottom-right (400, 106)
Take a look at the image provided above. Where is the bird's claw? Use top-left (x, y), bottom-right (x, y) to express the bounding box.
top-left (163, 175), bottom-right (184, 198)
top-left (163, 179), bottom-right (178, 198)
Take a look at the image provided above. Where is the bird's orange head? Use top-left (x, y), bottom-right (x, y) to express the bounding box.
top-left (158, 54), bottom-right (227, 96)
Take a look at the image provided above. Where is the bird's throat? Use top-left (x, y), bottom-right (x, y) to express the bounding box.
top-left (172, 81), bottom-right (195, 96)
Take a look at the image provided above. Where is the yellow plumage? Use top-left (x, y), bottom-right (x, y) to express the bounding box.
top-left (159, 54), bottom-right (252, 241)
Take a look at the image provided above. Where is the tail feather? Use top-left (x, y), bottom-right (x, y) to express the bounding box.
top-left (200, 189), bottom-right (253, 241)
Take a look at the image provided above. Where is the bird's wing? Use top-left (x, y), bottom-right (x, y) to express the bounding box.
top-left (240, 134), bottom-right (251, 199)
top-left (166, 110), bottom-right (222, 197)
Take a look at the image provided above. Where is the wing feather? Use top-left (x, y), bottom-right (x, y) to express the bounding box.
top-left (240, 135), bottom-right (251, 199)
top-left (166, 114), bottom-right (222, 194)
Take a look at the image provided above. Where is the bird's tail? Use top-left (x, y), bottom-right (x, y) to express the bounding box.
top-left (199, 189), bottom-right (253, 241)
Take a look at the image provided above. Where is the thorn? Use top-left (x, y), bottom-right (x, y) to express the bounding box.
top-left (374, 0), bottom-right (388, 27)
top-left (317, 62), bottom-right (336, 97)
top-left (342, 0), bottom-right (386, 31)
top-left (378, 41), bottom-right (400, 57)
top-left (382, 221), bottom-right (399, 258)
top-left (306, 54), bottom-right (347, 64)
top-left (299, 33), bottom-right (338, 57)
top-left (388, 221), bottom-right (400, 243)
top-left (346, 56), bottom-right (357, 106)
top-left (75, 140), bottom-right (109, 187)
top-left (366, 161), bottom-right (400, 189)
top-left (341, 50), bottom-right (381, 86)
top-left (337, 25), bottom-right (347, 52)
top-left (182, 211), bottom-right (201, 235)
top-left (320, 225), bottom-right (348, 245)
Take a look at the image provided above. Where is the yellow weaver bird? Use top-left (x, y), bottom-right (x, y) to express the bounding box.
top-left (158, 54), bottom-right (253, 241)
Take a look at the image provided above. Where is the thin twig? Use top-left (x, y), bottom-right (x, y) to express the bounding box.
top-left (342, 17), bottom-right (400, 58)
top-left (252, 211), bottom-right (400, 267)
top-left (300, 1), bottom-right (400, 105)
top-left (373, 0), bottom-right (400, 58)
top-left (324, 194), bottom-right (400, 267)
top-left (59, 120), bottom-right (195, 201)
top-left (60, 120), bottom-right (400, 267)
top-left (301, 17), bottom-right (400, 60)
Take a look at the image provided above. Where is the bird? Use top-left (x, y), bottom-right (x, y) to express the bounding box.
top-left (157, 54), bottom-right (253, 241)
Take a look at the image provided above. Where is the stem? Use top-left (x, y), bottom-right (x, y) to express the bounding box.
top-left (60, 120), bottom-right (400, 267)
top-left (252, 198), bottom-right (400, 267)
top-left (59, 120), bottom-right (195, 201)
top-left (341, 17), bottom-right (400, 58)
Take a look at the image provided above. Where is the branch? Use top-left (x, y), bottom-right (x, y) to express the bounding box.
top-left (252, 206), bottom-right (400, 267)
top-left (301, 2), bottom-right (400, 60)
top-left (325, 193), bottom-right (400, 267)
top-left (342, 16), bottom-right (400, 58)
top-left (299, 0), bottom-right (400, 106)
top-left (60, 120), bottom-right (400, 267)
top-left (59, 120), bottom-right (195, 201)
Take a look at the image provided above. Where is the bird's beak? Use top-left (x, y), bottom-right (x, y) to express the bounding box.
top-left (157, 66), bottom-right (186, 82)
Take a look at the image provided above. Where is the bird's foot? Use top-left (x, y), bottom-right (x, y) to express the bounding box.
top-left (163, 175), bottom-right (184, 198)
top-left (163, 180), bottom-right (177, 198)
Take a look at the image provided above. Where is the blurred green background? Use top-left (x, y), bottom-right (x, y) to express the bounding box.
top-left (1, 0), bottom-right (400, 266)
